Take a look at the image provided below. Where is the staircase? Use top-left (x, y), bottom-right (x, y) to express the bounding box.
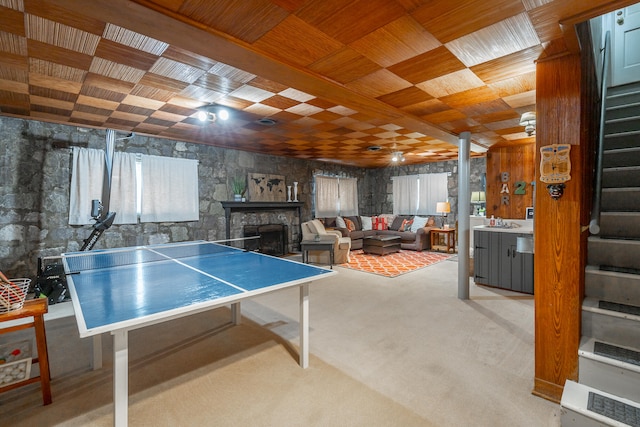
top-left (561, 81), bottom-right (640, 426)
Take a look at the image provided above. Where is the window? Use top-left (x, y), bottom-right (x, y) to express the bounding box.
top-left (139, 155), bottom-right (199, 223)
top-left (392, 173), bottom-right (447, 215)
top-left (69, 148), bottom-right (199, 224)
top-left (314, 176), bottom-right (358, 217)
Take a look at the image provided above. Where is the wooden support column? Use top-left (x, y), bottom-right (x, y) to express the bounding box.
top-left (533, 53), bottom-right (587, 403)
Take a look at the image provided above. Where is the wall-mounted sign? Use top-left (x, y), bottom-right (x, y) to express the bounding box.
top-left (540, 144), bottom-right (571, 200)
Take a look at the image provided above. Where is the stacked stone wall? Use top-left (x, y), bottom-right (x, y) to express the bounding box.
top-left (1, 116), bottom-right (483, 278)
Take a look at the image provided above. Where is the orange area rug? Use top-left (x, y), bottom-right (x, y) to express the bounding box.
top-left (339, 249), bottom-right (454, 278)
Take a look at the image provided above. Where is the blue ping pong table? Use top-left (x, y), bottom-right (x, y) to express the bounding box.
top-left (62, 240), bottom-right (336, 427)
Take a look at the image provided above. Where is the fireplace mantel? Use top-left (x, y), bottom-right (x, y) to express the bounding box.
top-left (221, 201), bottom-right (304, 240)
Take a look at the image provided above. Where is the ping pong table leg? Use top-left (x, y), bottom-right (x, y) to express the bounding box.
top-left (92, 334), bottom-right (103, 370)
top-left (231, 302), bottom-right (241, 325)
top-left (299, 283), bottom-right (309, 368)
top-left (113, 329), bottom-right (129, 427)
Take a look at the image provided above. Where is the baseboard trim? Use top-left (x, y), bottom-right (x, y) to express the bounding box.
top-left (532, 377), bottom-right (564, 403)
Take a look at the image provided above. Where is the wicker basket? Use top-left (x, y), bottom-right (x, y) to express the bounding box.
top-left (0, 358), bottom-right (32, 386)
top-left (0, 278), bottom-right (31, 314)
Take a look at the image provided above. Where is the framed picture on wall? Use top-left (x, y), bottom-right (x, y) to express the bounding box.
top-left (247, 173), bottom-right (286, 202)
top-left (526, 207), bottom-right (534, 220)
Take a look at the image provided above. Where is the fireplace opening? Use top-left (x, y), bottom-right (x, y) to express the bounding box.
top-left (243, 224), bottom-right (288, 256)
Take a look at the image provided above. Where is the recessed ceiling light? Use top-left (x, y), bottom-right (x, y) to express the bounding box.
top-left (367, 146), bottom-right (382, 151)
top-left (257, 118), bottom-right (276, 126)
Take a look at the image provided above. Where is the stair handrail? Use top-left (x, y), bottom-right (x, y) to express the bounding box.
top-left (589, 30), bottom-right (611, 235)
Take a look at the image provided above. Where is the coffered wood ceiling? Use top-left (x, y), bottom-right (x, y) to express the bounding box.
top-left (0, 0), bottom-right (634, 167)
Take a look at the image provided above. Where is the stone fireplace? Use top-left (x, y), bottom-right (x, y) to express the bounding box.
top-left (221, 201), bottom-right (303, 254)
top-left (243, 224), bottom-right (288, 256)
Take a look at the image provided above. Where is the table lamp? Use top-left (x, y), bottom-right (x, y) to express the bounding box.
top-left (436, 201), bottom-right (450, 228)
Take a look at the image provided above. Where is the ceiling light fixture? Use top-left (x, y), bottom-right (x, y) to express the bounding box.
top-left (519, 111), bottom-right (536, 136)
top-left (257, 118), bottom-right (276, 126)
top-left (391, 151), bottom-right (405, 162)
top-left (196, 104), bottom-right (230, 123)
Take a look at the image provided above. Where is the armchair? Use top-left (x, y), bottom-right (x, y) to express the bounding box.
top-left (301, 219), bottom-right (351, 264)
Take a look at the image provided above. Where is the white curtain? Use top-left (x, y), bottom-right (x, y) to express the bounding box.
top-left (315, 176), bottom-right (340, 217)
top-left (140, 155), bottom-right (199, 222)
top-left (338, 178), bottom-right (358, 216)
top-left (69, 148), bottom-right (139, 225)
top-left (110, 152), bottom-right (138, 224)
top-left (69, 148), bottom-right (105, 225)
top-left (392, 175), bottom-right (418, 215)
top-left (417, 173), bottom-right (448, 215)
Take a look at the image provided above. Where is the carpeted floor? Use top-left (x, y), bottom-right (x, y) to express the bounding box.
top-left (340, 249), bottom-right (453, 277)
top-left (0, 254), bottom-right (561, 426)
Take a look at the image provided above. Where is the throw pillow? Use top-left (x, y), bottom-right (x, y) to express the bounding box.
top-left (335, 216), bottom-right (347, 229)
top-left (410, 216), bottom-right (429, 233)
top-left (399, 218), bottom-right (414, 232)
top-left (389, 215), bottom-right (406, 231)
top-left (379, 214), bottom-right (395, 230)
top-left (361, 216), bottom-right (373, 231)
top-left (346, 216), bottom-right (362, 231)
top-left (344, 217), bottom-right (356, 232)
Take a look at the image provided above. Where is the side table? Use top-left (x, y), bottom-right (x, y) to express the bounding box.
top-left (431, 228), bottom-right (456, 253)
top-left (301, 240), bottom-right (334, 268)
top-left (0, 298), bottom-right (52, 405)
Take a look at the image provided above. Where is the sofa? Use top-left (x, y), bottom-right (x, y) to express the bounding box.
top-left (317, 215), bottom-right (438, 251)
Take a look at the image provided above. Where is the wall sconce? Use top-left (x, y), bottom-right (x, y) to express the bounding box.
top-left (436, 201), bottom-right (450, 228)
top-left (519, 112), bottom-right (536, 136)
top-left (197, 104), bottom-right (230, 123)
top-left (391, 151), bottom-right (405, 162)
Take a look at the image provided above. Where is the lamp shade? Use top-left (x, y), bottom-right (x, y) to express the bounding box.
top-left (436, 202), bottom-right (450, 214)
top-left (470, 191), bottom-right (486, 203)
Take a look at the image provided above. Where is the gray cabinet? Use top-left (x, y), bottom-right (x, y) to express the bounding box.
top-left (474, 230), bottom-right (534, 294)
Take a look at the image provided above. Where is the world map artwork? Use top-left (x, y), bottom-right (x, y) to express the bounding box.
top-left (248, 173), bottom-right (287, 201)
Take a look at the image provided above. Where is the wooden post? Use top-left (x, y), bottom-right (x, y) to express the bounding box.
top-left (532, 53), bottom-right (586, 403)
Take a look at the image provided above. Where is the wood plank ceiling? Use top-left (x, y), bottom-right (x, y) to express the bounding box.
top-left (0, 0), bottom-right (633, 167)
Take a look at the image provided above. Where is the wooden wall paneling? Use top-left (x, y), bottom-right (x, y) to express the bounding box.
top-left (485, 144), bottom-right (535, 220)
top-left (533, 52), bottom-right (584, 403)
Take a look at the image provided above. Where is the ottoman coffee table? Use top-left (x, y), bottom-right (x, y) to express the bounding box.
top-left (363, 235), bottom-right (401, 255)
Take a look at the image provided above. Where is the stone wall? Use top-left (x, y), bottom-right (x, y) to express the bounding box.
top-left (364, 158), bottom-right (486, 226)
top-left (0, 116), bottom-right (484, 278)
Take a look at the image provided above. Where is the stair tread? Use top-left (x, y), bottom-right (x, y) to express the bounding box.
top-left (601, 212), bottom-right (640, 216)
top-left (599, 300), bottom-right (640, 316)
top-left (602, 187), bottom-right (640, 192)
top-left (604, 147), bottom-right (640, 154)
top-left (586, 264), bottom-right (640, 277)
top-left (607, 100), bottom-right (640, 110)
top-left (588, 236), bottom-right (640, 245)
top-left (588, 390), bottom-right (640, 425)
top-left (606, 115), bottom-right (640, 124)
top-left (603, 165), bottom-right (640, 172)
top-left (605, 129), bottom-right (640, 138)
top-left (594, 341), bottom-right (640, 367)
top-left (561, 381), bottom-right (640, 425)
top-left (582, 297), bottom-right (640, 321)
top-left (580, 337), bottom-right (640, 371)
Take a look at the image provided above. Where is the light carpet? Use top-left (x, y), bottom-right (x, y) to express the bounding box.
top-left (340, 249), bottom-right (453, 277)
top-left (1, 310), bottom-right (432, 427)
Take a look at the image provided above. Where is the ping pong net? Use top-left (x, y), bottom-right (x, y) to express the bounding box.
top-left (63, 241), bottom-right (242, 273)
